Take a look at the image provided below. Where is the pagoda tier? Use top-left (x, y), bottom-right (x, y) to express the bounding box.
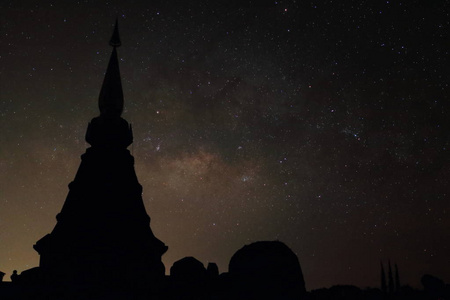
top-left (34, 143), bottom-right (167, 289)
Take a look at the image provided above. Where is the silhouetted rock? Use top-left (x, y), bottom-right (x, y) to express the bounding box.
top-left (362, 287), bottom-right (384, 300)
top-left (16, 267), bottom-right (41, 285)
top-left (421, 274), bottom-right (445, 300)
top-left (398, 285), bottom-right (426, 300)
top-left (228, 240), bottom-right (306, 300)
top-left (445, 284), bottom-right (450, 300)
top-left (329, 285), bottom-right (363, 300)
top-left (170, 256), bottom-right (206, 281)
top-left (206, 262), bottom-right (219, 278)
top-left (0, 271), bottom-right (4, 283)
top-left (170, 257), bottom-right (207, 299)
top-left (309, 285), bottom-right (365, 300)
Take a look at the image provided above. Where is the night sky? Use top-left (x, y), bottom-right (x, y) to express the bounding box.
top-left (1, 0), bottom-right (449, 290)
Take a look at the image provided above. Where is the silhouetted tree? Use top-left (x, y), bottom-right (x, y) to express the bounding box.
top-left (395, 263), bottom-right (401, 292)
top-left (388, 260), bottom-right (394, 294)
top-left (380, 261), bottom-right (387, 294)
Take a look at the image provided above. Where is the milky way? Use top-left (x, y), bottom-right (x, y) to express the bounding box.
top-left (1, 0), bottom-right (449, 289)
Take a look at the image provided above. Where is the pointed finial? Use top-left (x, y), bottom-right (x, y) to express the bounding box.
top-left (109, 18), bottom-right (121, 47)
top-left (98, 19), bottom-right (124, 117)
top-left (85, 19), bottom-right (132, 148)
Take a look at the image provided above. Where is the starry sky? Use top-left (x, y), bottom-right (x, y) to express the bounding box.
top-left (1, 0), bottom-right (449, 290)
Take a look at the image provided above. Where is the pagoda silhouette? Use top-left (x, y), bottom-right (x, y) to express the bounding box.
top-left (32, 20), bottom-right (168, 297)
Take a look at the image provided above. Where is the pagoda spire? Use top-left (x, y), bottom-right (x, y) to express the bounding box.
top-left (85, 19), bottom-right (132, 148)
top-left (98, 18), bottom-right (123, 117)
top-left (109, 18), bottom-right (121, 47)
